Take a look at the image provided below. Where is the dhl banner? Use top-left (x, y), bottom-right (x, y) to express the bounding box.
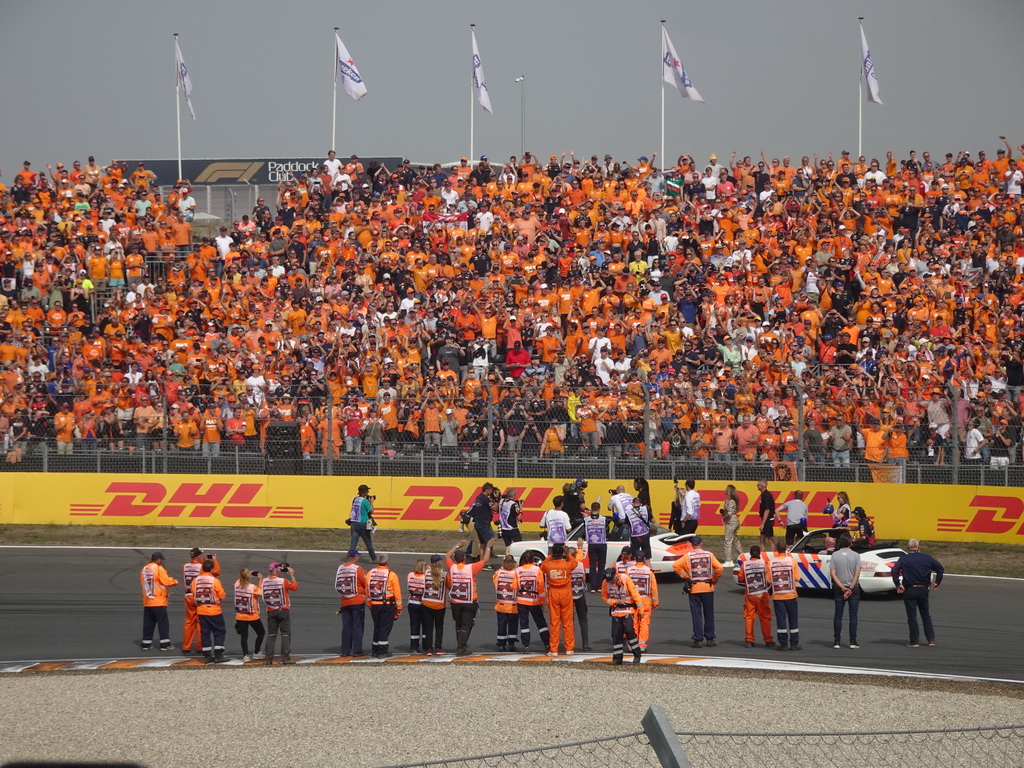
top-left (1, 473), bottom-right (1024, 544)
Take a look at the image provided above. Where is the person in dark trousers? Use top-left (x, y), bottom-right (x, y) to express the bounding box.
top-left (367, 554), bottom-right (403, 658)
top-left (497, 488), bottom-right (523, 547)
top-left (336, 549), bottom-right (368, 657)
top-left (446, 538), bottom-right (494, 656)
top-left (601, 567), bottom-right (642, 665)
top-left (567, 544), bottom-right (591, 651)
top-left (583, 501), bottom-right (608, 592)
top-left (757, 479), bottom-right (777, 553)
top-left (829, 534), bottom-right (862, 649)
top-left (465, 482), bottom-right (497, 564)
top-left (347, 484), bottom-right (377, 560)
top-left (891, 538), bottom-right (944, 647)
top-left (191, 558), bottom-right (228, 664)
top-left (140, 552), bottom-right (178, 652)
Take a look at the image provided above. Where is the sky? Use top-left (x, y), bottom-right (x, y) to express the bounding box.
top-left (3, 0), bottom-right (1023, 178)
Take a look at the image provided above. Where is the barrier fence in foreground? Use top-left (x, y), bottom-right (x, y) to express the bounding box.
top-left (378, 713), bottom-right (1024, 768)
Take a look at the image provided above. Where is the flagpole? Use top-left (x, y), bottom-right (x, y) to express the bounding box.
top-left (174, 33), bottom-right (182, 181)
top-left (469, 24), bottom-right (476, 164)
top-left (332, 27), bottom-right (339, 151)
top-left (858, 17), bottom-right (864, 158)
top-left (660, 20), bottom-right (666, 173)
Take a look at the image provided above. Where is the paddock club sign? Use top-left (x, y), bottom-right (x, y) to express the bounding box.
top-left (119, 156), bottom-right (404, 185)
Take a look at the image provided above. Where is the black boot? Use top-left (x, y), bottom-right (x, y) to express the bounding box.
top-left (203, 652), bottom-right (214, 664)
top-left (213, 651), bottom-right (228, 664)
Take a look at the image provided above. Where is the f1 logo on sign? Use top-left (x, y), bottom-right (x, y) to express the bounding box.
top-left (68, 482), bottom-right (302, 520)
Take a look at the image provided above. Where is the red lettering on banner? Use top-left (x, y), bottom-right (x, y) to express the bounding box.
top-left (92, 481), bottom-right (280, 520)
top-left (101, 483), bottom-right (168, 516)
top-left (964, 495), bottom-right (1024, 535)
top-left (401, 486), bottom-right (466, 522)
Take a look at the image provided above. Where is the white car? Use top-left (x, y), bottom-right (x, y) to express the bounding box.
top-left (733, 528), bottom-right (907, 595)
top-left (507, 522), bottom-right (699, 575)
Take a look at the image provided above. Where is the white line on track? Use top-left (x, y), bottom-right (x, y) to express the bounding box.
top-left (1, 652), bottom-right (1022, 685)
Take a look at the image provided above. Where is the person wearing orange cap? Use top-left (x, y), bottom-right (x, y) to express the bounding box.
top-left (140, 552), bottom-right (178, 651)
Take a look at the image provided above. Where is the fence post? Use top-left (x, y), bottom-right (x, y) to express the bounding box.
top-left (486, 384), bottom-right (495, 477)
top-left (795, 382), bottom-right (805, 481)
top-left (643, 386), bottom-right (652, 480)
top-left (640, 705), bottom-right (691, 768)
top-left (326, 401), bottom-right (334, 476)
top-left (41, 442), bottom-right (48, 473)
top-left (948, 382), bottom-right (960, 485)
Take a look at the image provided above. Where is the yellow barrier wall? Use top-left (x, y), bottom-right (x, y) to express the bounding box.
top-left (3, 472), bottom-right (1024, 544)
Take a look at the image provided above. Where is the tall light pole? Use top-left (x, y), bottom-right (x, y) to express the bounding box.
top-left (515, 76), bottom-right (526, 159)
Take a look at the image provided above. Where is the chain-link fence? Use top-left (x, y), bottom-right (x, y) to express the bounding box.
top-left (673, 725), bottom-right (1024, 768)
top-left (3, 376), bottom-right (1023, 485)
top-left (377, 725), bottom-right (1024, 768)
top-left (378, 731), bottom-right (659, 768)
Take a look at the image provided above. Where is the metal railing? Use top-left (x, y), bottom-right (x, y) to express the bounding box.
top-left (2, 378), bottom-right (1020, 485)
top-left (377, 721), bottom-right (1024, 768)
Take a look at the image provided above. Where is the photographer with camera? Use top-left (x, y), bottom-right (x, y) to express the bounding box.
top-left (261, 562), bottom-right (299, 665)
top-left (181, 547), bottom-right (220, 655)
top-left (347, 483), bottom-right (378, 561)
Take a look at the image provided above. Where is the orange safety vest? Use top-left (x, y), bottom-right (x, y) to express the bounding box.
top-left (368, 567), bottom-right (402, 608)
top-left (449, 562), bottom-right (480, 604)
top-left (335, 563), bottom-right (366, 607)
top-left (514, 564), bottom-right (545, 605)
top-left (421, 572), bottom-right (450, 610)
top-left (191, 573), bottom-right (224, 615)
top-left (182, 561), bottom-right (202, 595)
top-left (602, 573), bottom-right (641, 617)
top-left (770, 554), bottom-right (798, 600)
top-left (739, 555), bottom-right (770, 597)
top-left (261, 576), bottom-right (297, 612)
top-left (233, 580), bottom-right (261, 620)
top-left (493, 568), bottom-right (518, 613)
top-left (407, 572), bottom-right (426, 605)
top-left (626, 562), bottom-right (657, 607)
top-left (141, 561), bottom-right (177, 607)
top-left (570, 560), bottom-right (587, 601)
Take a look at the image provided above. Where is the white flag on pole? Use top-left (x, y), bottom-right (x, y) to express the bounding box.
top-left (662, 28), bottom-right (704, 103)
top-left (471, 29), bottom-right (493, 114)
top-left (860, 23), bottom-right (883, 105)
top-left (335, 32), bottom-right (368, 101)
top-left (175, 39), bottom-right (196, 120)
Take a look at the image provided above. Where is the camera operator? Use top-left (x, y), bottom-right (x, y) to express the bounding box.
top-left (261, 562), bottom-right (299, 665)
top-left (347, 483), bottom-right (378, 561)
top-left (562, 478), bottom-right (588, 529)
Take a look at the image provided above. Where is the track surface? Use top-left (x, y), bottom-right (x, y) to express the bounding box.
top-left (1, 547), bottom-right (1020, 681)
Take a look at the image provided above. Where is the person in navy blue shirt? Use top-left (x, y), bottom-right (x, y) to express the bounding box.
top-left (891, 539), bottom-right (944, 647)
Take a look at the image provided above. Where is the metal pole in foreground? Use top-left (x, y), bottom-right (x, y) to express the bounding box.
top-left (332, 27), bottom-right (339, 151)
top-left (641, 705), bottom-right (691, 768)
top-left (857, 17), bottom-right (864, 158)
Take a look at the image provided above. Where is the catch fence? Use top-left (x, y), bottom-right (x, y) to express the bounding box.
top-left (378, 723), bottom-right (1024, 768)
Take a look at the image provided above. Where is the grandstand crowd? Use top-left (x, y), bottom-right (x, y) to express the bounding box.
top-left (1, 143), bottom-right (1023, 466)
